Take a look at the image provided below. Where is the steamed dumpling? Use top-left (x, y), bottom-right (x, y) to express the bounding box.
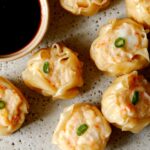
top-left (0, 77), bottom-right (28, 135)
top-left (22, 43), bottom-right (83, 100)
top-left (90, 18), bottom-right (149, 76)
top-left (52, 103), bottom-right (111, 150)
top-left (60, 0), bottom-right (110, 16)
top-left (101, 71), bottom-right (150, 133)
top-left (126, 0), bottom-right (150, 28)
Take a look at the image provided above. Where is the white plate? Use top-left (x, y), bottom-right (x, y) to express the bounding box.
top-left (0, 0), bottom-right (150, 149)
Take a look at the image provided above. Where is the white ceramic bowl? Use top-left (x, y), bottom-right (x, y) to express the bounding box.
top-left (0, 0), bottom-right (49, 62)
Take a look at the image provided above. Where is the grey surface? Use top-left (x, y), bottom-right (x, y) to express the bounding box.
top-left (0, 0), bottom-right (150, 149)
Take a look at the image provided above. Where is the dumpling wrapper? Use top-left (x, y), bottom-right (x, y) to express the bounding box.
top-left (90, 18), bottom-right (149, 76)
top-left (60, 0), bottom-right (110, 16)
top-left (101, 71), bottom-right (150, 133)
top-left (22, 43), bottom-right (83, 100)
top-left (0, 77), bottom-right (28, 135)
top-left (52, 103), bottom-right (111, 150)
top-left (126, 0), bottom-right (150, 28)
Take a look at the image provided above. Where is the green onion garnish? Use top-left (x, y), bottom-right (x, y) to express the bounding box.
top-left (43, 62), bottom-right (50, 74)
top-left (115, 37), bottom-right (126, 48)
top-left (131, 91), bottom-right (139, 105)
top-left (77, 124), bottom-right (88, 136)
top-left (0, 100), bottom-right (6, 109)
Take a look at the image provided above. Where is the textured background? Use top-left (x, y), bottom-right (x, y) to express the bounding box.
top-left (0, 0), bottom-right (150, 149)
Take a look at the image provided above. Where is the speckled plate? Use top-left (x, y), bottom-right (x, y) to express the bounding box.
top-left (0, 0), bottom-right (150, 150)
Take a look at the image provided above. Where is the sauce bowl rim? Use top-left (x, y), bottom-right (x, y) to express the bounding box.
top-left (0, 0), bottom-right (49, 62)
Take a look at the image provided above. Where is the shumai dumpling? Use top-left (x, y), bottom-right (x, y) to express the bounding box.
top-left (52, 103), bottom-right (111, 150)
top-left (22, 43), bottom-right (83, 100)
top-left (101, 71), bottom-right (150, 133)
top-left (126, 0), bottom-right (150, 28)
top-left (0, 77), bottom-right (28, 135)
top-left (90, 18), bottom-right (149, 76)
top-left (60, 0), bottom-right (110, 16)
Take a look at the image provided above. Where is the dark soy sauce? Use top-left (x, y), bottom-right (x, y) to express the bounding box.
top-left (0, 0), bottom-right (41, 55)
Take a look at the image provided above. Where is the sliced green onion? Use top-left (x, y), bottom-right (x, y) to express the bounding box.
top-left (131, 91), bottom-right (139, 105)
top-left (115, 37), bottom-right (126, 48)
top-left (43, 62), bottom-right (50, 74)
top-left (0, 100), bottom-right (6, 109)
top-left (77, 124), bottom-right (88, 136)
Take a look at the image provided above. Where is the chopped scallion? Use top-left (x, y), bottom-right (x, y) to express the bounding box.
top-left (77, 124), bottom-right (88, 136)
top-left (131, 91), bottom-right (139, 105)
top-left (43, 62), bottom-right (50, 74)
top-left (0, 100), bottom-right (6, 109)
top-left (115, 37), bottom-right (126, 48)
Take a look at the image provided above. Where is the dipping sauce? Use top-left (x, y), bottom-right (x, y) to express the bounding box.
top-left (0, 0), bottom-right (41, 55)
